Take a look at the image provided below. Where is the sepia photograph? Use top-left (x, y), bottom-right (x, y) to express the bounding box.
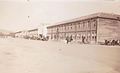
top-left (0, 0), bottom-right (120, 73)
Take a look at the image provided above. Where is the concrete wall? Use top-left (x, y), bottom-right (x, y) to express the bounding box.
top-left (97, 18), bottom-right (120, 43)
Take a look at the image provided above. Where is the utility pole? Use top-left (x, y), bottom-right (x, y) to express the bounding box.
top-left (27, 0), bottom-right (31, 25)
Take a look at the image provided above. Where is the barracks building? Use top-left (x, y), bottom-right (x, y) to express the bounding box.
top-left (47, 13), bottom-right (120, 44)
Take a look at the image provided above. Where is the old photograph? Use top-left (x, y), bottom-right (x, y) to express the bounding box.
top-left (0, 0), bottom-right (120, 73)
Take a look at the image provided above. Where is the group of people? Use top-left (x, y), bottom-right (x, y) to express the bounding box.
top-left (65, 36), bottom-right (120, 46)
top-left (65, 35), bottom-right (86, 44)
top-left (65, 35), bottom-right (73, 44)
top-left (105, 39), bottom-right (120, 46)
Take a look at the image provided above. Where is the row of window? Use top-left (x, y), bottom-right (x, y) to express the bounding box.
top-left (48, 20), bottom-right (97, 33)
top-left (59, 23), bottom-right (96, 30)
top-left (50, 30), bottom-right (97, 40)
top-left (51, 34), bottom-right (96, 40)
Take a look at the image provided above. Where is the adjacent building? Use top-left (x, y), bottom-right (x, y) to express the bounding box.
top-left (14, 25), bottom-right (47, 39)
top-left (47, 12), bottom-right (120, 44)
top-left (14, 31), bottom-right (23, 38)
top-left (15, 29), bottom-right (38, 38)
top-left (27, 29), bottom-right (38, 38)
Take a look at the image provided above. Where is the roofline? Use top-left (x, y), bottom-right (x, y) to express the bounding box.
top-left (47, 12), bottom-right (120, 28)
top-left (14, 31), bottom-right (22, 34)
top-left (14, 28), bottom-right (38, 34)
top-left (28, 28), bottom-right (38, 32)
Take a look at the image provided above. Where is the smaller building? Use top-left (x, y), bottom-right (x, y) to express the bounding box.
top-left (15, 31), bottom-right (28, 38)
top-left (27, 29), bottom-right (38, 38)
top-left (14, 26), bottom-right (48, 40)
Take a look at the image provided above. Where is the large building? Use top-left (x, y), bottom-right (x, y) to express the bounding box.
top-left (47, 12), bottom-right (120, 44)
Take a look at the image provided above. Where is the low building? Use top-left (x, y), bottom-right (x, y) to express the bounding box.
top-left (27, 29), bottom-right (38, 38)
top-left (15, 29), bottom-right (38, 39)
top-left (15, 31), bottom-right (22, 38)
top-left (47, 12), bottom-right (120, 44)
top-left (14, 26), bottom-right (47, 40)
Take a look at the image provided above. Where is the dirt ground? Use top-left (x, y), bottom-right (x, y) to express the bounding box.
top-left (0, 38), bottom-right (120, 73)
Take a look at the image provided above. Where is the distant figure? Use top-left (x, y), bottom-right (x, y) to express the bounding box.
top-left (111, 40), bottom-right (115, 46)
top-left (70, 35), bottom-right (73, 42)
top-left (66, 36), bottom-right (69, 44)
top-left (65, 35), bottom-right (73, 44)
top-left (115, 40), bottom-right (119, 45)
top-left (82, 36), bottom-right (85, 44)
top-left (105, 40), bottom-right (110, 45)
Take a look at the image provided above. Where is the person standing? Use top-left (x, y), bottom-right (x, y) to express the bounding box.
top-left (66, 36), bottom-right (69, 44)
top-left (70, 35), bottom-right (73, 42)
top-left (82, 36), bottom-right (85, 44)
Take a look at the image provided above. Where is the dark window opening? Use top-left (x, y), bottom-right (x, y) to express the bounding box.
top-left (95, 36), bottom-right (96, 39)
top-left (92, 36), bottom-right (94, 39)
top-left (94, 24), bottom-right (96, 27)
top-left (79, 25), bottom-right (80, 28)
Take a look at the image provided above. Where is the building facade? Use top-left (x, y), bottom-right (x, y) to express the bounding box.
top-left (27, 29), bottom-right (38, 38)
top-left (15, 29), bottom-right (38, 38)
top-left (47, 13), bottom-right (120, 43)
top-left (15, 31), bottom-right (24, 38)
top-left (14, 26), bottom-right (48, 40)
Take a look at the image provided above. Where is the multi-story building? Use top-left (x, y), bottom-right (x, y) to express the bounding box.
top-left (47, 12), bottom-right (120, 44)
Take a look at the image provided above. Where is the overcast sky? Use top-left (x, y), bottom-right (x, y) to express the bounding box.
top-left (0, 0), bottom-right (120, 32)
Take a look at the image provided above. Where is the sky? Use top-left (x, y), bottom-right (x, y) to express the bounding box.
top-left (0, 0), bottom-right (120, 32)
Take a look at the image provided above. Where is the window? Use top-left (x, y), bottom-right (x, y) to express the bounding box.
top-left (68, 27), bottom-right (69, 30)
top-left (95, 36), bottom-right (96, 39)
top-left (94, 23), bottom-right (96, 27)
top-left (88, 21), bottom-right (90, 28)
top-left (88, 24), bottom-right (90, 28)
top-left (92, 36), bottom-right (94, 39)
top-left (79, 25), bottom-right (80, 28)
top-left (83, 24), bottom-right (85, 28)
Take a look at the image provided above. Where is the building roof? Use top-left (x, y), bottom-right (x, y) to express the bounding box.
top-left (47, 12), bottom-right (120, 28)
top-left (14, 31), bottom-right (22, 34)
top-left (28, 28), bottom-right (38, 32)
top-left (14, 28), bottom-right (38, 34)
